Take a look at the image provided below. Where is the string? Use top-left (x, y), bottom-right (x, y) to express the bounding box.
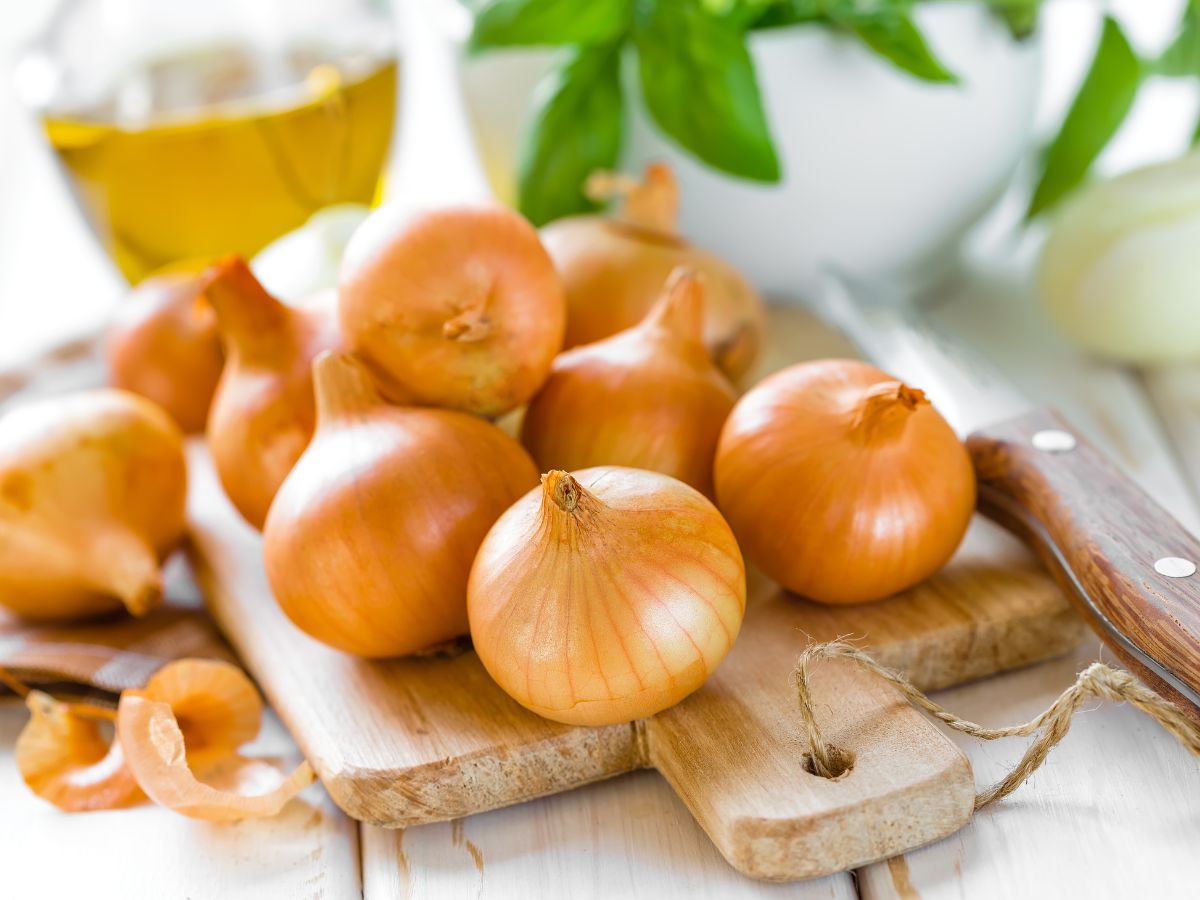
top-left (793, 640), bottom-right (1200, 809)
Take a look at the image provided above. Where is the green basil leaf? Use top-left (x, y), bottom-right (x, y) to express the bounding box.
top-left (1154, 0), bottom-right (1200, 76)
top-left (984, 0), bottom-right (1041, 40)
top-left (750, 0), bottom-right (824, 30)
top-left (517, 45), bottom-right (625, 226)
top-left (1027, 16), bottom-right (1142, 218)
top-left (826, 0), bottom-right (957, 83)
top-left (703, 0), bottom-right (791, 28)
top-left (847, 16), bottom-right (957, 83)
top-left (633, 0), bottom-right (780, 182)
top-left (470, 0), bottom-right (631, 51)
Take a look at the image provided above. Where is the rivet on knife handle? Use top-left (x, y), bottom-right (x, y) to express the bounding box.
top-left (967, 407), bottom-right (1200, 721)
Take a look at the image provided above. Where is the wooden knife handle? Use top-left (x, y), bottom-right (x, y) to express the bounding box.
top-left (967, 408), bottom-right (1200, 719)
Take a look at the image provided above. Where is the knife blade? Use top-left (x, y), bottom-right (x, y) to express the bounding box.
top-left (813, 267), bottom-right (1200, 719)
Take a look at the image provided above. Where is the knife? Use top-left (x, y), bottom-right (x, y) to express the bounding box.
top-left (814, 268), bottom-right (1200, 721)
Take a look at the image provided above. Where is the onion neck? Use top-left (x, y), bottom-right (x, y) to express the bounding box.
top-left (539, 471), bottom-right (604, 530)
top-left (202, 255), bottom-right (291, 361)
top-left (83, 528), bottom-right (163, 617)
top-left (586, 163), bottom-right (678, 235)
top-left (849, 381), bottom-right (928, 444)
top-left (313, 351), bottom-right (385, 424)
top-left (640, 268), bottom-right (705, 345)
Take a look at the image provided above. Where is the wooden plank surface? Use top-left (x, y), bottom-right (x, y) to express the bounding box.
top-left (0, 699), bottom-right (361, 900)
top-left (361, 771), bottom-right (855, 900)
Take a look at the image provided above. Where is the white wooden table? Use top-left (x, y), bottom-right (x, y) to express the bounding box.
top-left (3, 3), bottom-right (1200, 898)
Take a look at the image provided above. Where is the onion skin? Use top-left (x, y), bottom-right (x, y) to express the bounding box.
top-left (468, 467), bottom-right (746, 726)
top-left (263, 351), bottom-right (539, 657)
top-left (541, 164), bottom-right (766, 382)
top-left (117, 658), bottom-right (314, 820)
top-left (521, 269), bottom-right (736, 497)
top-left (204, 256), bottom-right (340, 530)
top-left (17, 692), bottom-right (144, 811)
top-left (338, 204), bottom-right (565, 417)
top-left (0, 389), bottom-right (186, 620)
top-left (714, 359), bottom-right (975, 605)
top-left (106, 270), bottom-right (224, 433)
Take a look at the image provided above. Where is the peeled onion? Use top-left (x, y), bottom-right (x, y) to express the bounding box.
top-left (468, 467), bottom-right (746, 726)
top-left (521, 268), bottom-right (735, 497)
top-left (204, 256), bottom-right (340, 529)
top-left (540, 163), bottom-right (766, 381)
top-left (714, 359), bottom-right (975, 605)
top-left (0, 389), bottom-right (186, 620)
top-left (263, 351), bottom-right (539, 657)
top-left (338, 204), bottom-right (565, 417)
top-left (106, 270), bottom-right (224, 433)
top-left (1038, 154), bottom-right (1200, 363)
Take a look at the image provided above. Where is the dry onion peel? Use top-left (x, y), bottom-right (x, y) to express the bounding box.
top-left (116, 694), bottom-right (314, 821)
top-left (468, 466), bottom-right (746, 726)
top-left (18, 658), bottom-right (313, 821)
top-left (116, 658), bottom-right (314, 820)
top-left (16, 691), bottom-right (144, 812)
top-left (138, 657), bottom-right (262, 769)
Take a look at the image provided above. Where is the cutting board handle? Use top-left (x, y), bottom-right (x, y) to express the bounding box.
top-left (641, 650), bottom-right (975, 880)
top-left (968, 407), bottom-right (1200, 719)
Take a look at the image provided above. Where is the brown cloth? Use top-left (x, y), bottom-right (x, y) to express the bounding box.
top-left (0, 561), bottom-right (235, 698)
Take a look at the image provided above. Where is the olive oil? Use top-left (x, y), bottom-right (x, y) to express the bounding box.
top-left (44, 45), bottom-right (396, 282)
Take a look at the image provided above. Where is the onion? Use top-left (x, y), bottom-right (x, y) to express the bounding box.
top-left (714, 359), bottom-right (975, 605)
top-left (263, 351), bottom-right (539, 657)
top-left (204, 256), bottom-right (340, 530)
top-left (521, 268), bottom-right (735, 497)
top-left (468, 467), bottom-right (746, 726)
top-left (0, 389), bottom-right (186, 620)
top-left (1038, 154), bottom-right (1200, 363)
top-left (540, 163), bottom-right (766, 382)
top-left (106, 270), bottom-right (224, 433)
top-left (338, 204), bottom-right (565, 417)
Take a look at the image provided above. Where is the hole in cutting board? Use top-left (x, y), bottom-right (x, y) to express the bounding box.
top-left (802, 743), bottom-right (855, 780)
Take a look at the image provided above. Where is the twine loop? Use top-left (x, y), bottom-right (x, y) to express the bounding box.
top-left (794, 640), bottom-right (1200, 809)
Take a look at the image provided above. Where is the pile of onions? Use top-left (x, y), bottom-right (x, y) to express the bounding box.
top-left (17, 658), bottom-right (314, 819)
top-left (263, 351), bottom-right (538, 657)
top-left (714, 360), bottom-right (976, 605)
top-left (338, 204), bottom-right (565, 417)
top-left (0, 389), bottom-right (186, 620)
top-left (521, 268), bottom-right (735, 497)
top-left (468, 467), bottom-right (746, 726)
top-left (204, 256), bottom-right (340, 529)
top-left (106, 269), bottom-right (224, 433)
top-left (540, 163), bottom-right (766, 382)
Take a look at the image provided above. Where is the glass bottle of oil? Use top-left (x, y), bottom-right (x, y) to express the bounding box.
top-left (21, 0), bottom-right (397, 283)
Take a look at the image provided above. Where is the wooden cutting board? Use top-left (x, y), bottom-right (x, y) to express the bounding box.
top-left (186, 307), bottom-right (1085, 881)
